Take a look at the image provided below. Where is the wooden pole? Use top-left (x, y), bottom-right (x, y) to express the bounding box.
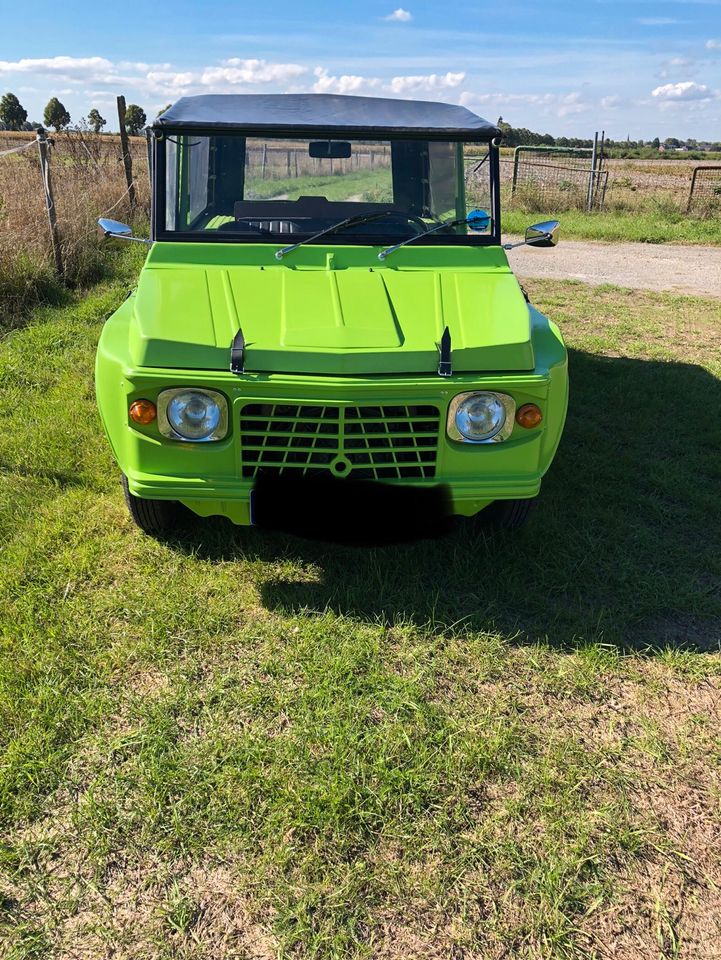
top-left (586, 131), bottom-right (598, 212)
top-left (116, 95), bottom-right (136, 211)
top-left (145, 127), bottom-right (153, 190)
top-left (36, 130), bottom-right (63, 277)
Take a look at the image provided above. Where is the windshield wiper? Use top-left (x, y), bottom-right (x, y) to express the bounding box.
top-left (274, 210), bottom-right (396, 260)
top-left (377, 216), bottom-right (470, 261)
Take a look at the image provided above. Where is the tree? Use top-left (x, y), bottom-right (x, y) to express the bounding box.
top-left (87, 108), bottom-right (106, 134)
top-left (43, 97), bottom-right (71, 131)
top-left (124, 103), bottom-right (146, 136)
top-left (0, 92), bottom-right (28, 130)
top-left (157, 103), bottom-right (172, 117)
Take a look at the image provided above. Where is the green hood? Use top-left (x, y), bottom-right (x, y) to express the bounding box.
top-left (129, 243), bottom-right (534, 375)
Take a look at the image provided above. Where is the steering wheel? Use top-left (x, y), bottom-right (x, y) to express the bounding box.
top-left (397, 213), bottom-right (429, 233)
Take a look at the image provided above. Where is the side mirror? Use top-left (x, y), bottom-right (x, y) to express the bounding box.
top-left (97, 218), bottom-right (151, 245)
top-left (503, 219), bottom-right (560, 251)
top-left (525, 220), bottom-right (560, 248)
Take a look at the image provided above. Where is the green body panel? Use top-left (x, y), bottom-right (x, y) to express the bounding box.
top-left (129, 243), bottom-right (534, 375)
top-left (95, 241), bottom-right (568, 526)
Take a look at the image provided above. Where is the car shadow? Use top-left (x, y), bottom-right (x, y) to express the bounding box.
top-left (169, 349), bottom-right (721, 653)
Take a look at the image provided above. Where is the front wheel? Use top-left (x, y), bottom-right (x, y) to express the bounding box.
top-left (474, 497), bottom-right (536, 531)
top-left (121, 475), bottom-right (184, 535)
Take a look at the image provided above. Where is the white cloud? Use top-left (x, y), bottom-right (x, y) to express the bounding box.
top-left (145, 71), bottom-right (195, 94)
top-left (460, 89), bottom-right (589, 118)
top-left (311, 68), bottom-right (464, 97)
top-left (707, 39), bottom-right (721, 48)
top-left (384, 8), bottom-right (412, 21)
top-left (312, 67), bottom-right (378, 94)
top-left (388, 71), bottom-right (464, 93)
top-left (201, 59), bottom-right (307, 88)
top-left (600, 95), bottom-right (622, 109)
top-left (0, 56), bottom-right (114, 76)
top-left (651, 80), bottom-right (715, 100)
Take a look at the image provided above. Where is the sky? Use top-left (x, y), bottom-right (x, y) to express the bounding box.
top-left (1, 0), bottom-right (720, 140)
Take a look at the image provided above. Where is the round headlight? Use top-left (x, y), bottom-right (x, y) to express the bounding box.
top-left (454, 392), bottom-right (507, 442)
top-left (166, 390), bottom-right (222, 440)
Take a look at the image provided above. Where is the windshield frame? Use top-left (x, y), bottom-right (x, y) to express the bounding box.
top-left (150, 127), bottom-right (502, 247)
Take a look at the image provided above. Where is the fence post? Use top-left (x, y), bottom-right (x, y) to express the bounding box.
top-left (586, 132), bottom-right (598, 212)
top-left (687, 167), bottom-right (700, 213)
top-left (145, 127), bottom-right (153, 190)
top-left (36, 130), bottom-right (64, 277)
top-left (116, 95), bottom-right (136, 211)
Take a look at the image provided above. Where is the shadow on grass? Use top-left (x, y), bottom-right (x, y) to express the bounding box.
top-left (171, 349), bottom-right (721, 652)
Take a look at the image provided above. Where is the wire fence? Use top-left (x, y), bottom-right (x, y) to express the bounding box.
top-left (2, 127), bottom-right (721, 296)
top-left (500, 157), bottom-right (608, 211)
top-left (501, 147), bottom-right (721, 216)
top-left (687, 167), bottom-right (721, 213)
top-left (0, 130), bottom-right (150, 285)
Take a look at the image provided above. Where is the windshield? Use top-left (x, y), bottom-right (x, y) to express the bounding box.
top-left (158, 134), bottom-right (496, 244)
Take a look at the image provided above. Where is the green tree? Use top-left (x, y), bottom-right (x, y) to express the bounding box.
top-left (124, 104), bottom-right (147, 135)
top-left (651, 137), bottom-right (660, 150)
top-left (157, 103), bottom-right (172, 117)
top-left (43, 97), bottom-right (71, 131)
top-left (87, 108), bottom-right (106, 134)
top-left (0, 92), bottom-right (28, 130)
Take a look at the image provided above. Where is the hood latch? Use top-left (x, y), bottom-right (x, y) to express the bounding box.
top-left (437, 326), bottom-right (452, 377)
top-left (230, 328), bottom-right (245, 375)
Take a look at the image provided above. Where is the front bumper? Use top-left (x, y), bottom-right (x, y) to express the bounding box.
top-left (96, 308), bottom-right (568, 527)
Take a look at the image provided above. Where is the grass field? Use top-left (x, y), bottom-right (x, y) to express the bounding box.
top-left (1, 249), bottom-right (721, 959)
top-left (503, 207), bottom-right (721, 246)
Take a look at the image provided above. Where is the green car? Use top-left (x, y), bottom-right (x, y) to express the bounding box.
top-left (96, 93), bottom-right (568, 539)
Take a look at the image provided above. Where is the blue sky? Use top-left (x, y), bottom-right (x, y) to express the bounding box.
top-left (2, 0), bottom-right (721, 138)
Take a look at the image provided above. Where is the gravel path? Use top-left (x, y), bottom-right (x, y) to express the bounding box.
top-left (504, 237), bottom-right (721, 298)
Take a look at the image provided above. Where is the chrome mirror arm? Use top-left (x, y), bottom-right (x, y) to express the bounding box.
top-left (106, 233), bottom-right (152, 245)
top-left (503, 237), bottom-right (534, 250)
top-left (503, 233), bottom-right (552, 250)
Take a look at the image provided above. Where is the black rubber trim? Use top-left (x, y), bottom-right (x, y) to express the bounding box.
top-left (230, 327), bottom-right (246, 374)
top-left (438, 326), bottom-right (452, 377)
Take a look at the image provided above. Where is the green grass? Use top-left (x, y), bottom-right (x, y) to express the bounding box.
top-left (1, 255), bottom-right (721, 958)
top-left (504, 206), bottom-right (721, 245)
top-left (247, 168), bottom-right (392, 202)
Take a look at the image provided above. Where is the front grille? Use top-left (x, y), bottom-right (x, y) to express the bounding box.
top-left (240, 403), bottom-right (440, 481)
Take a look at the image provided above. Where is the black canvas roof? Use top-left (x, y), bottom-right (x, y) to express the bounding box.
top-left (153, 93), bottom-right (499, 140)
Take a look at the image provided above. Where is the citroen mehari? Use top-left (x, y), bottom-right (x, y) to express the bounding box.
top-left (96, 93), bottom-right (568, 537)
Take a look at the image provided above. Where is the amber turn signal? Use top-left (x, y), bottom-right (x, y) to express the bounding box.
top-left (129, 399), bottom-right (157, 425)
top-left (516, 403), bottom-right (543, 429)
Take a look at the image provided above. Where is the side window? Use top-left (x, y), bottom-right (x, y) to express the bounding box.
top-left (165, 138), bottom-right (178, 230)
top-left (427, 142), bottom-right (458, 219)
top-left (188, 137), bottom-right (210, 223)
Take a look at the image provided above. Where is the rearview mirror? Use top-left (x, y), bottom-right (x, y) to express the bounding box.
top-left (309, 140), bottom-right (352, 159)
top-left (525, 220), bottom-right (560, 248)
top-left (98, 218), bottom-right (132, 237)
top-left (97, 218), bottom-right (151, 245)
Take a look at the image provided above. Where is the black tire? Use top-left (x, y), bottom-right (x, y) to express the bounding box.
top-left (474, 497), bottom-right (536, 531)
top-left (121, 474), bottom-right (183, 535)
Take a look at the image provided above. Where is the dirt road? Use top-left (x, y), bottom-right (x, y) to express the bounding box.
top-left (504, 237), bottom-right (721, 298)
